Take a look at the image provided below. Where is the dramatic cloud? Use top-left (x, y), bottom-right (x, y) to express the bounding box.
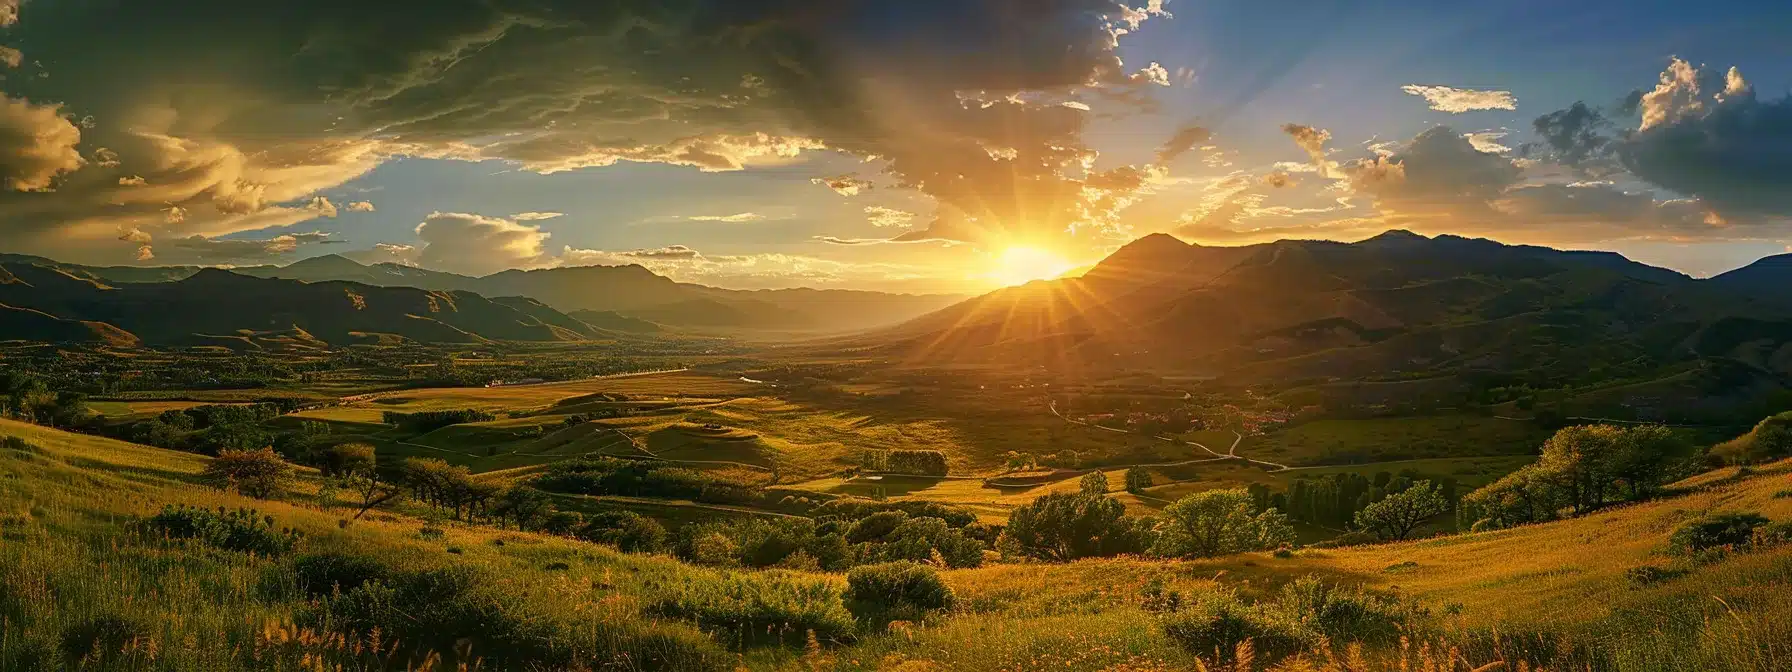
top-left (345, 201), bottom-right (377, 213)
top-left (0, 96), bottom-right (84, 191)
top-left (1528, 58), bottom-right (1792, 223)
top-left (1400, 85), bottom-right (1517, 113)
top-left (0, 47), bottom-right (20, 69)
top-left (412, 212), bottom-right (550, 276)
top-left (812, 176), bottom-right (873, 197)
top-left (510, 211), bottom-right (562, 221)
top-left (865, 206), bottom-right (916, 229)
top-left (0, 0), bottom-right (1176, 263)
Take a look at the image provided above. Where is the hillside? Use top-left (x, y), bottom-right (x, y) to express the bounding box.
top-left (8, 253), bottom-right (963, 334)
top-left (0, 262), bottom-right (604, 346)
top-left (1, 418), bottom-right (1788, 671)
top-left (856, 231), bottom-right (1792, 416)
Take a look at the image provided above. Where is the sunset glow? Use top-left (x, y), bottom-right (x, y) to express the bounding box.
top-left (988, 246), bottom-right (1076, 287)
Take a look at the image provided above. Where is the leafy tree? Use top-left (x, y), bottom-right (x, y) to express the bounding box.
top-left (1354, 480), bottom-right (1448, 541)
top-left (493, 486), bottom-right (555, 530)
top-left (203, 448), bottom-right (295, 499)
top-left (579, 511), bottom-right (669, 553)
top-left (1079, 470), bottom-right (1110, 495)
top-left (1124, 466), bottom-right (1154, 494)
top-left (322, 443), bottom-right (377, 477)
top-left (1003, 493), bottom-right (1133, 561)
top-left (1713, 412), bottom-right (1792, 465)
top-left (1153, 489), bottom-right (1295, 558)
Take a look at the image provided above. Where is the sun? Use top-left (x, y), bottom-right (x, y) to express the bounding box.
top-left (988, 246), bottom-right (1076, 287)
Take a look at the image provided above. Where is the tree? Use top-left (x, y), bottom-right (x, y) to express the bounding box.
top-left (493, 486), bottom-right (554, 530)
top-left (1354, 480), bottom-right (1448, 541)
top-left (1153, 489), bottom-right (1294, 558)
top-left (1079, 470), bottom-right (1110, 495)
top-left (322, 443), bottom-right (377, 477)
top-left (1003, 493), bottom-right (1133, 561)
top-left (203, 448), bottom-right (294, 499)
top-left (1125, 466), bottom-right (1153, 494)
top-left (1713, 412), bottom-right (1792, 465)
top-left (341, 472), bottom-right (404, 520)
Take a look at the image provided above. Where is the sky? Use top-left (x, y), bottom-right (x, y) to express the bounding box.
top-left (0, 0), bottom-right (1789, 293)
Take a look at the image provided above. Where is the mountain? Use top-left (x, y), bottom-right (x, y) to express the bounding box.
top-left (567, 310), bottom-right (663, 334)
top-left (1710, 253), bottom-right (1792, 299)
top-left (857, 231), bottom-right (1792, 403)
top-left (0, 262), bottom-right (605, 346)
top-left (206, 256), bottom-right (960, 333)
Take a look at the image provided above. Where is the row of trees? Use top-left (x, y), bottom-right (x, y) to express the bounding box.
top-left (1266, 472), bottom-right (1458, 530)
top-left (863, 449), bottom-right (950, 476)
top-left (1000, 488), bottom-right (1297, 562)
top-left (1460, 424), bottom-right (1695, 530)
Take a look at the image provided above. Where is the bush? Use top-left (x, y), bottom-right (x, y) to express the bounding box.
top-left (845, 561), bottom-right (955, 622)
top-left (1079, 470), bottom-right (1110, 495)
top-left (1003, 492), bottom-right (1135, 561)
top-left (644, 570), bottom-right (855, 646)
top-left (1669, 512), bottom-right (1770, 556)
top-left (59, 613), bottom-right (153, 665)
top-left (1158, 591), bottom-right (1305, 664)
top-left (579, 511), bottom-right (669, 553)
top-left (381, 409), bottom-right (496, 432)
top-left (203, 447), bottom-right (295, 498)
top-left (1272, 576), bottom-right (1413, 645)
top-left (292, 551), bottom-right (393, 596)
top-left (144, 505), bottom-right (302, 556)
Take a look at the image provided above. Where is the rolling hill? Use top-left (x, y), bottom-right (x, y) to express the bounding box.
top-left (856, 231), bottom-right (1792, 416)
top-left (1, 253), bottom-right (962, 334)
top-left (0, 262), bottom-right (604, 346)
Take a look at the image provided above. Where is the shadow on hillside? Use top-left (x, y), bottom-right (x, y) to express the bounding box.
top-left (59, 455), bottom-right (206, 489)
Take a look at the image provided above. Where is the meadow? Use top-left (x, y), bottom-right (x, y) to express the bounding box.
top-left (3, 416), bottom-right (1789, 671)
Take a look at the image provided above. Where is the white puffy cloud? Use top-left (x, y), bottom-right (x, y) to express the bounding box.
top-left (345, 201), bottom-right (377, 212)
top-left (412, 212), bottom-right (552, 276)
top-left (1400, 85), bottom-right (1517, 113)
top-left (0, 96), bottom-right (83, 191)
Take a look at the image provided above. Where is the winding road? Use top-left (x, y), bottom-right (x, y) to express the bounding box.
top-left (1049, 400), bottom-right (1294, 471)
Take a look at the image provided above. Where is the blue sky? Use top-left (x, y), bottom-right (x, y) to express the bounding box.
top-left (3, 0), bottom-right (1790, 289)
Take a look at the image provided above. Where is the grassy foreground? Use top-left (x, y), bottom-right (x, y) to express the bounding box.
top-left (1, 418), bottom-right (1789, 670)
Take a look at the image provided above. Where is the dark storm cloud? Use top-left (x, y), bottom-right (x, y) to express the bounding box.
top-left (1528, 58), bottom-right (1792, 223)
top-left (0, 0), bottom-right (1172, 263)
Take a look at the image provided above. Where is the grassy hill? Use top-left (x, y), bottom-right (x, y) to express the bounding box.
top-left (3, 417), bottom-right (1788, 671)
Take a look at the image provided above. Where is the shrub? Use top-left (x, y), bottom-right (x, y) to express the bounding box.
top-left (862, 449), bottom-right (949, 476)
top-left (644, 570), bottom-right (855, 646)
top-left (579, 511), bottom-right (669, 553)
top-left (846, 510), bottom-right (910, 543)
top-left (1079, 470), bottom-right (1110, 495)
top-left (845, 562), bottom-right (955, 622)
top-left (59, 613), bottom-right (153, 665)
top-left (1124, 466), bottom-right (1153, 494)
top-left (292, 551), bottom-right (393, 596)
top-left (1669, 512), bottom-right (1770, 556)
top-left (144, 505), bottom-right (301, 556)
top-left (203, 447), bottom-right (295, 499)
top-left (1158, 591), bottom-right (1305, 664)
top-left (1272, 576), bottom-right (1414, 645)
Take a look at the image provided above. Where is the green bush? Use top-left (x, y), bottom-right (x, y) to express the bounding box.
top-left (644, 570), bottom-right (855, 646)
top-left (1158, 591), bottom-right (1305, 664)
top-left (202, 447), bottom-right (295, 498)
top-left (292, 551), bottom-right (393, 596)
top-left (144, 505), bottom-right (301, 556)
top-left (1272, 575), bottom-right (1414, 645)
top-left (1669, 512), bottom-right (1770, 556)
top-left (578, 511), bottom-right (669, 553)
top-left (844, 561), bottom-right (955, 623)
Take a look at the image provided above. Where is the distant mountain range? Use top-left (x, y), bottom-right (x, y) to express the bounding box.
top-left (0, 262), bottom-right (608, 348)
top-left (0, 253), bottom-right (964, 336)
top-left (850, 230), bottom-right (1792, 420)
